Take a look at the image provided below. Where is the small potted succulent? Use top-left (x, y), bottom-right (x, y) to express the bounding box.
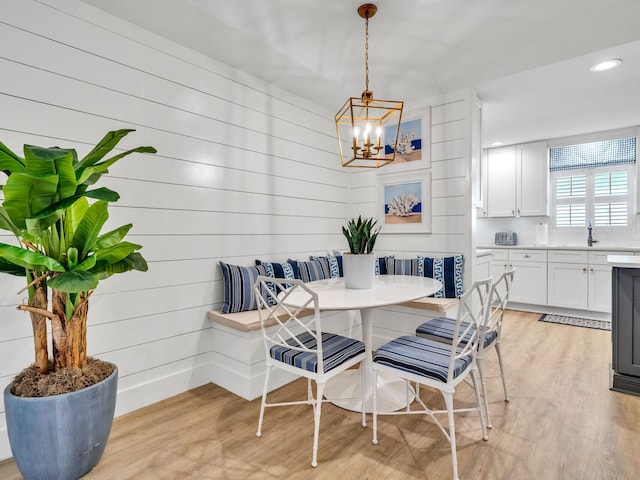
top-left (341, 215), bottom-right (380, 289)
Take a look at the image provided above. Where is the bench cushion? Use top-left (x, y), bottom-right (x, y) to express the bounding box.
top-left (220, 262), bottom-right (270, 314)
top-left (255, 260), bottom-right (296, 281)
top-left (288, 259), bottom-right (329, 282)
top-left (418, 255), bottom-right (464, 298)
top-left (310, 255), bottom-right (342, 277)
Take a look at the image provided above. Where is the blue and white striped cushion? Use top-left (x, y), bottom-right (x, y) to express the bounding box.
top-left (385, 257), bottom-right (419, 276)
top-left (295, 260), bottom-right (328, 283)
top-left (310, 255), bottom-right (342, 278)
top-left (220, 262), bottom-right (270, 314)
top-left (416, 317), bottom-right (497, 349)
top-left (270, 332), bottom-right (365, 373)
top-left (373, 335), bottom-right (472, 382)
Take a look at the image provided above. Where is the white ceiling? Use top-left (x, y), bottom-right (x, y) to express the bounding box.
top-left (80, 0), bottom-right (640, 148)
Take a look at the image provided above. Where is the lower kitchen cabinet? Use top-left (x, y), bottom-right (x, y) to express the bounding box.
top-left (487, 247), bottom-right (634, 315)
top-left (547, 250), bottom-right (625, 313)
top-left (547, 262), bottom-right (589, 309)
top-left (491, 249), bottom-right (547, 305)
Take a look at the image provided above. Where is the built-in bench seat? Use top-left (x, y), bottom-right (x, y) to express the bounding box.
top-left (207, 296), bottom-right (458, 332)
top-left (207, 306), bottom-right (313, 332)
top-left (207, 296), bottom-right (459, 400)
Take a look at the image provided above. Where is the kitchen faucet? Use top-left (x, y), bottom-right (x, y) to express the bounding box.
top-left (587, 221), bottom-right (599, 247)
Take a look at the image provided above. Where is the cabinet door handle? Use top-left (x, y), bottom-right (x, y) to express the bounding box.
top-left (524, 254), bottom-right (530, 258)
top-left (590, 267), bottom-right (594, 272)
top-left (511, 210), bottom-right (515, 215)
top-left (582, 267), bottom-right (587, 272)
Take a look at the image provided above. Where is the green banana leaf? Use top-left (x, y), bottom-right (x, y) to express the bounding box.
top-left (0, 140), bottom-right (26, 175)
top-left (70, 200), bottom-right (109, 259)
top-left (96, 224), bottom-right (133, 249)
top-left (47, 269), bottom-right (99, 293)
top-left (0, 243), bottom-right (65, 272)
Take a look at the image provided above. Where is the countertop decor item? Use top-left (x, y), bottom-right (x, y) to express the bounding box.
top-left (0, 129), bottom-right (156, 480)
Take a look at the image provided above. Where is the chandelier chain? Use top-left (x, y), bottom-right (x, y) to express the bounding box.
top-left (365, 15), bottom-right (369, 91)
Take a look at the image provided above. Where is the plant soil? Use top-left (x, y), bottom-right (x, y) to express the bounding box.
top-left (9, 357), bottom-right (114, 398)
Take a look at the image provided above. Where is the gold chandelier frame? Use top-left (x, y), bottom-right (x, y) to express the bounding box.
top-left (335, 3), bottom-right (404, 168)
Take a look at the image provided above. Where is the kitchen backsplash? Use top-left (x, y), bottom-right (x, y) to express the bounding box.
top-left (477, 215), bottom-right (640, 248)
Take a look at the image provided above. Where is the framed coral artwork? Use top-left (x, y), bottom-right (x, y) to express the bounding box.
top-left (382, 107), bottom-right (430, 171)
top-left (376, 169), bottom-right (431, 233)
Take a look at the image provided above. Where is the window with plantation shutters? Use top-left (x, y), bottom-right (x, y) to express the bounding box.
top-left (550, 136), bottom-right (636, 229)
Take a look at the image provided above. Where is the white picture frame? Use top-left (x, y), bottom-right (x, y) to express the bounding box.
top-left (376, 169), bottom-right (431, 233)
top-left (382, 107), bottom-right (431, 171)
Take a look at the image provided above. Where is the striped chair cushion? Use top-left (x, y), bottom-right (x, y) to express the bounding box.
top-left (270, 332), bottom-right (365, 373)
top-left (416, 317), bottom-right (497, 349)
top-left (373, 335), bottom-right (472, 382)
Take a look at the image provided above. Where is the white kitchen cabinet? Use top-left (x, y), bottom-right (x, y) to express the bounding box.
top-left (547, 249), bottom-right (626, 313)
top-left (547, 262), bottom-right (589, 309)
top-left (485, 141), bottom-right (548, 217)
top-left (490, 249), bottom-right (547, 305)
top-left (486, 146), bottom-right (517, 217)
top-left (475, 252), bottom-right (491, 282)
top-left (509, 250), bottom-right (549, 305)
top-left (589, 264), bottom-right (614, 312)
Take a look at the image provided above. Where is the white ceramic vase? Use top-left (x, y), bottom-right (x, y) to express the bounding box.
top-left (343, 253), bottom-right (376, 289)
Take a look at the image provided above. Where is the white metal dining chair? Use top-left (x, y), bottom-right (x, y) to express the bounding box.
top-left (254, 276), bottom-right (367, 467)
top-left (415, 268), bottom-right (515, 428)
top-left (371, 278), bottom-right (491, 480)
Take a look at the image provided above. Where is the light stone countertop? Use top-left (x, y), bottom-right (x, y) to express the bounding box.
top-left (607, 255), bottom-right (640, 268)
top-left (478, 244), bottom-right (640, 252)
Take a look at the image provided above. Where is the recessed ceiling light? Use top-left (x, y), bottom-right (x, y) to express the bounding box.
top-left (590, 59), bottom-right (622, 72)
top-left (490, 141), bottom-right (504, 147)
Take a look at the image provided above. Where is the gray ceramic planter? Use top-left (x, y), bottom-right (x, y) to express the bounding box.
top-left (4, 364), bottom-right (118, 480)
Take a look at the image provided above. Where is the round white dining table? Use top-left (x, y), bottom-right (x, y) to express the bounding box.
top-left (283, 274), bottom-right (442, 413)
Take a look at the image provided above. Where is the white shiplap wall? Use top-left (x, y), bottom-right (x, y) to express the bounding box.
top-left (0, 0), bottom-right (348, 460)
top-left (347, 91), bottom-right (479, 285)
top-left (0, 0), bottom-right (480, 462)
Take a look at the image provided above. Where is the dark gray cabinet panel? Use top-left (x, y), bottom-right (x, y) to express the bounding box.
top-left (612, 267), bottom-right (640, 395)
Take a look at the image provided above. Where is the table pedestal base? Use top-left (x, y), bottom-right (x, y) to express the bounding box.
top-left (323, 369), bottom-right (415, 413)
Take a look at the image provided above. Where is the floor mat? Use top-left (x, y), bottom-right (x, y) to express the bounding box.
top-left (538, 314), bottom-right (611, 331)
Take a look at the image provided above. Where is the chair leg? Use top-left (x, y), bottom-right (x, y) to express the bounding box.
top-left (361, 362), bottom-right (367, 427)
top-left (443, 391), bottom-right (459, 480)
top-left (495, 342), bottom-right (510, 402)
top-left (476, 357), bottom-right (492, 429)
top-left (372, 370), bottom-right (379, 445)
top-left (256, 364), bottom-right (272, 438)
top-left (311, 381), bottom-right (325, 468)
top-left (470, 368), bottom-right (489, 441)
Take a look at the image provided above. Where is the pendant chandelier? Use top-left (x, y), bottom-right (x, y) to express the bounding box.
top-left (335, 3), bottom-right (404, 168)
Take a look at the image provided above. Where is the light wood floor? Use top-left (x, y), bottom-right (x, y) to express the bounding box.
top-left (2, 310), bottom-right (639, 479)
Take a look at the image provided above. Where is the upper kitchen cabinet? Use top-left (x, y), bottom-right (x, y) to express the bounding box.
top-left (484, 141), bottom-right (549, 217)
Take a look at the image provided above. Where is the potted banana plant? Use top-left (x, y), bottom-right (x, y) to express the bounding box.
top-left (341, 215), bottom-right (380, 289)
top-left (0, 129), bottom-right (156, 480)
